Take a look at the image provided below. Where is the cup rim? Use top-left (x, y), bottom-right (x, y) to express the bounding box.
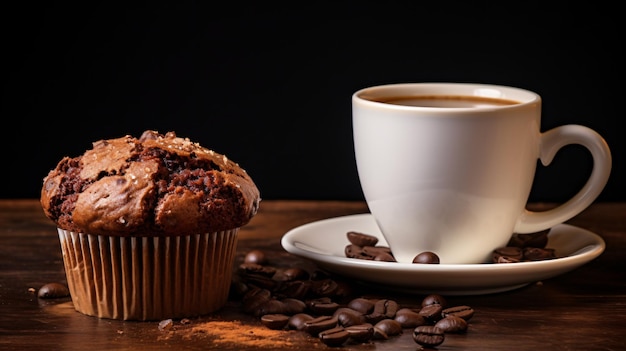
top-left (353, 82), bottom-right (540, 111)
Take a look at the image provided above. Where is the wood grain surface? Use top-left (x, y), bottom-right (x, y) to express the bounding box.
top-left (1, 200), bottom-right (625, 350)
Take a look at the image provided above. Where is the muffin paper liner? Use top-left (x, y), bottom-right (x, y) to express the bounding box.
top-left (57, 228), bottom-right (239, 321)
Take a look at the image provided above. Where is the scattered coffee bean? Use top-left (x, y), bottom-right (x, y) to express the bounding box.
top-left (508, 229), bottom-right (550, 248)
top-left (347, 231), bottom-right (379, 247)
top-left (37, 282), bottom-right (70, 299)
top-left (281, 267), bottom-right (310, 281)
top-left (319, 326), bottom-right (350, 346)
top-left (523, 247), bottom-right (557, 261)
top-left (311, 278), bottom-right (339, 297)
top-left (334, 307), bottom-right (367, 327)
top-left (344, 323), bottom-right (374, 342)
top-left (307, 299), bottom-right (340, 315)
top-left (418, 303), bottom-right (443, 323)
top-left (347, 297), bottom-right (376, 314)
top-left (345, 244), bottom-right (397, 261)
top-left (441, 305), bottom-right (475, 321)
top-left (493, 246), bottom-right (557, 263)
top-left (493, 246), bottom-right (524, 263)
top-left (413, 251), bottom-right (440, 264)
top-left (362, 246), bottom-right (393, 258)
top-left (302, 315), bottom-right (338, 336)
top-left (413, 325), bottom-right (445, 347)
top-left (372, 325), bottom-right (389, 340)
top-left (366, 299), bottom-right (398, 323)
top-left (434, 315), bottom-right (468, 333)
top-left (281, 298), bottom-right (307, 314)
top-left (242, 274), bottom-right (278, 290)
top-left (254, 299), bottom-right (287, 317)
top-left (374, 319), bottom-right (403, 336)
top-left (244, 249), bottom-right (268, 265)
top-left (274, 280), bottom-right (311, 300)
top-left (394, 308), bottom-right (427, 328)
top-left (343, 230), bottom-right (559, 264)
top-left (287, 313), bottom-right (314, 331)
top-left (241, 287), bottom-right (272, 314)
top-left (373, 251), bottom-right (396, 262)
top-left (239, 262), bottom-right (276, 277)
top-left (234, 249), bottom-right (481, 349)
top-left (421, 294), bottom-right (447, 308)
top-left (260, 314), bottom-right (290, 330)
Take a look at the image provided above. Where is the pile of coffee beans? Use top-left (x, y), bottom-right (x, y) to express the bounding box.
top-left (493, 230), bottom-right (556, 263)
top-left (232, 249), bottom-right (474, 347)
top-left (344, 229), bottom-right (557, 264)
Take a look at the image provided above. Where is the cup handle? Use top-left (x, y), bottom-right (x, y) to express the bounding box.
top-left (514, 124), bottom-right (612, 233)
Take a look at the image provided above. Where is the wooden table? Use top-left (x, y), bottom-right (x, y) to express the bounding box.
top-left (1, 199), bottom-right (625, 350)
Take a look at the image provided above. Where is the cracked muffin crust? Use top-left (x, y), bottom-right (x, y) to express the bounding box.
top-left (41, 130), bottom-right (261, 236)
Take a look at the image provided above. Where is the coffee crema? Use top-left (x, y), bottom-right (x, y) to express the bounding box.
top-left (365, 95), bottom-right (520, 108)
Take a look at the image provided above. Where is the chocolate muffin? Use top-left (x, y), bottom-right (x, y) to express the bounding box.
top-left (40, 130), bottom-right (261, 320)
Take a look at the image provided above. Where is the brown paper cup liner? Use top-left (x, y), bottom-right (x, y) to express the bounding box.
top-left (57, 228), bottom-right (238, 321)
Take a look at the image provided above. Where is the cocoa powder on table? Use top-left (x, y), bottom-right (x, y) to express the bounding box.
top-left (159, 320), bottom-right (307, 348)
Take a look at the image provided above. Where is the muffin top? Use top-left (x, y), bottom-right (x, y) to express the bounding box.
top-left (41, 130), bottom-right (261, 236)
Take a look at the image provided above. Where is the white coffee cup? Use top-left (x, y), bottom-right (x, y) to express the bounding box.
top-left (352, 83), bottom-right (612, 264)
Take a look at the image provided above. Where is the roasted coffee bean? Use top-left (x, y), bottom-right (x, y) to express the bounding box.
top-left (287, 313), bottom-right (314, 331)
top-left (260, 314), bottom-right (290, 330)
top-left (274, 280), bottom-right (311, 300)
top-left (372, 325), bottom-right (389, 340)
top-left (394, 308), bottom-right (427, 328)
top-left (362, 246), bottom-right (393, 258)
top-left (366, 299), bottom-right (398, 323)
top-left (281, 298), bottom-right (307, 314)
top-left (319, 326), bottom-right (350, 347)
top-left (308, 300), bottom-right (340, 315)
top-left (347, 297), bottom-right (376, 314)
top-left (254, 299), bottom-right (287, 316)
top-left (332, 280), bottom-right (354, 298)
top-left (347, 231), bottom-right (379, 247)
top-left (508, 229), bottom-right (550, 248)
top-left (37, 282), bottom-right (70, 299)
top-left (421, 294), bottom-right (447, 308)
top-left (344, 323), bottom-right (374, 342)
top-left (412, 251), bottom-right (440, 264)
top-left (244, 249), bottom-right (268, 265)
top-left (374, 319), bottom-right (402, 337)
top-left (493, 246), bottom-right (523, 263)
top-left (345, 244), bottom-right (369, 259)
top-left (233, 247), bottom-right (481, 348)
top-left (310, 270), bottom-right (332, 281)
top-left (303, 315), bottom-right (338, 336)
top-left (242, 287), bottom-right (272, 314)
top-left (435, 315), bottom-right (468, 333)
top-left (306, 296), bottom-right (333, 308)
top-left (311, 278), bottom-right (339, 297)
top-left (334, 307), bottom-right (367, 327)
top-left (238, 262), bottom-right (277, 277)
top-left (281, 267), bottom-right (310, 281)
top-left (229, 279), bottom-right (250, 298)
top-left (413, 325), bottom-right (445, 347)
top-left (441, 305), bottom-right (475, 321)
top-left (373, 251), bottom-right (396, 262)
top-left (418, 303), bottom-right (443, 323)
top-left (523, 247), bottom-right (556, 261)
top-left (240, 274), bottom-right (278, 290)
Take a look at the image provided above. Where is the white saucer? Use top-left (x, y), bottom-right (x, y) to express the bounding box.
top-left (281, 214), bottom-right (605, 295)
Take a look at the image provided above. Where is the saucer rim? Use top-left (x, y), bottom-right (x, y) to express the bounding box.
top-left (280, 213), bottom-right (605, 294)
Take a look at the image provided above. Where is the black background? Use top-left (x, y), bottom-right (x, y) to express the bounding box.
top-left (1, 2), bottom-right (623, 202)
